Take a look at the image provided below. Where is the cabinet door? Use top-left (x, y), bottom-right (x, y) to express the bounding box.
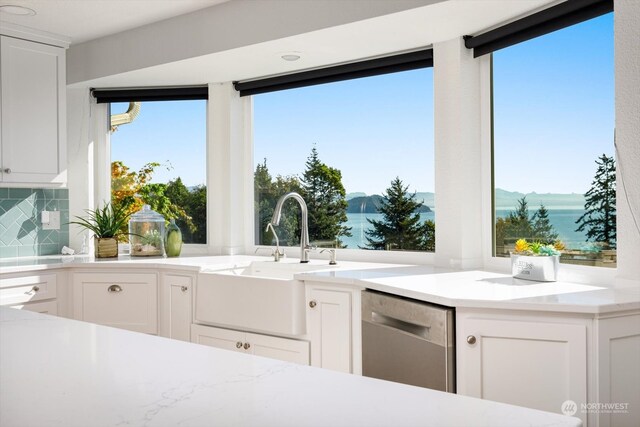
top-left (0, 36), bottom-right (66, 184)
top-left (0, 273), bottom-right (57, 306)
top-left (9, 300), bottom-right (58, 315)
top-left (190, 324), bottom-right (243, 352)
top-left (457, 316), bottom-right (587, 424)
top-left (72, 273), bottom-right (157, 334)
top-left (160, 274), bottom-right (192, 342)
top-left (247, 331), bottom-right (310, 365)
top-left (307, 287), bottom-right (352, 373)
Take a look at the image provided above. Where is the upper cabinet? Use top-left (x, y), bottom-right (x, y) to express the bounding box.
top-left (0, 35), bottom-right (66, 185)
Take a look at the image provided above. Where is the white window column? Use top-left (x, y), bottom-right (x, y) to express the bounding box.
top-left (207, 82), bottom-right (253, 255)
top-left (433, 37), bottom-right (484, 269)
top-left (614, 0), bottom-right (640, 284)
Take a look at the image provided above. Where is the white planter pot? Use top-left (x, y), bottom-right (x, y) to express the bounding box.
top-left (511, 254), bottom-right (559, 282)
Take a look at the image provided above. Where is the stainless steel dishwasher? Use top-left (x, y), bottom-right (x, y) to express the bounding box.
top-left (362, 290), bottom-right (455, 392)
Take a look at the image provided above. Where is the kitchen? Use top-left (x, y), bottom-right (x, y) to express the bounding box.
top-left (1, 1), bottom-right (639, 426)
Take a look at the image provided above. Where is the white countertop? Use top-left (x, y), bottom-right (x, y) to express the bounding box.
top-left (0, 307), bottom-right (581, 427)
top-left (2, 255), bottom-right (639, 314)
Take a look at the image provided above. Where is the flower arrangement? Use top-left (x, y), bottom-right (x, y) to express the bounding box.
top-left (513, 239), bottom-right (564, 257)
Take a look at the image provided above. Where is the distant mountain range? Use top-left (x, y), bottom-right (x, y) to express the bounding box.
top-left (345, 189), bottom-right (585, 213)
top-left (347, 195), bottom-right (432, 214)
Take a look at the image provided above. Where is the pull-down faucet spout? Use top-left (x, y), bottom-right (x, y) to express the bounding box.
top-left (271, 192), bottom-right (312, 263)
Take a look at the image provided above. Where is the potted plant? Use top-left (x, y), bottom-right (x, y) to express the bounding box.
top-left (69, 203), bottom-right (131, 258)
top-left (511, 239), bottom-right (564, 282)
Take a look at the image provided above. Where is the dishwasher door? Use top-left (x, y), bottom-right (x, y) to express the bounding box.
top-left (361, 290), bottom-right (455, 392)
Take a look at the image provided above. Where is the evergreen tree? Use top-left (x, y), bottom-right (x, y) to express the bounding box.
top-left (575, 154), bottom-right (617, 248)
top-left (300, 147), bottom-right (351, 247)
top-left (531, 204), bottom-right (558, 244)
top-left (364, 177), bottom-right (427, 251)
top-left (505, 197), bottom-right (533, 241)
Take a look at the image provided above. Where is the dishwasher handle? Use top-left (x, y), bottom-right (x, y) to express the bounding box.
top-left (369, 311), bottom-right (431, 341)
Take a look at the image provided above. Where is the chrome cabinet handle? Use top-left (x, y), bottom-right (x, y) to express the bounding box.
top-left (467, 335), bottom-right (477, 345)
top-left (180, 286), bottom-right (188, 293)
top-left (243, 342), bottom-right (251, 350)
top-left (3, 168), bottom-right (11, 174)
top-left (108, 285), bottom-right (123, 293)
top-left (309, 300), bottom-right (317, 308)
top-left (25, 285), bottom-right (40, 295)
top-left (236, 341), bottom-right (243, 349)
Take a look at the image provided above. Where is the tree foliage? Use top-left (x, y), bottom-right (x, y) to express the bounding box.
top-left (495, 196), bottom-right (559, 253)
top-left (111, 161), bottom-right (205, 243)
top-left (300, 147), bottom-right (351, 247)
top-left (364, 177), bottom-right (434, 251)
top-left (575, 154), bottom-right (616, 248)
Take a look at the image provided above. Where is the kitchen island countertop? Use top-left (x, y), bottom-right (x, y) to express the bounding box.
top-left (0, 307), bottom-right (581, 427)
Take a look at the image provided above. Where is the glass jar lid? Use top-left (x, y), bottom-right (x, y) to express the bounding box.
top-left (129, 205), bottom-right (165, 223)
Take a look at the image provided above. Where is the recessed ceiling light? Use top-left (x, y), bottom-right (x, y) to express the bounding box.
top-left (0, 4), bottom-right (37, 16)
top-left (281, 54), bottom-right (301, 62)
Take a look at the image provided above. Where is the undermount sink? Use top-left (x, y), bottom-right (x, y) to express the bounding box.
top-left (196, 261), bottom-right (337, 335)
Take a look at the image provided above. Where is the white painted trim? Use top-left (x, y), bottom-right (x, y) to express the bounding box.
top-left (0, 21), bottom-right (70, 48)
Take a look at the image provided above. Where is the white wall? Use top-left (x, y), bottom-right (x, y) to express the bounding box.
top-left (614, 0), bottom-right (640, 284)
top-left (433, 37), bottom-right (483, 269)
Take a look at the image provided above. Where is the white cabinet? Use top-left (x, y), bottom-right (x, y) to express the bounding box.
top-left (457, 309), bottom-right (589, 425)
top-left (72, 272), bottom-right (157, 334)
top-left (0, 36), bottom-right (66, 184)
top-left (191, 324), bottom-right (310, 365)
top-left (159, 273), bottom-right (193, 342)
top-left (305, 282), bottom-right (362, 374)
top-left (596, 314), bottom-right (640, 427)
top-left (0, 272), bottom-right (58, 315)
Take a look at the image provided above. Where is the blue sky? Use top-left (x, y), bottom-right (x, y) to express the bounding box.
top-left (112, 13), bottom-right (613, 196)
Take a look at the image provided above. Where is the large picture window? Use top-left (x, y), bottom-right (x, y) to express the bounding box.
top-left (110, 100), bottom-right (207, 244)
top-left (492, 13), bottom-right (615, 267)
top-left (254, 68), bottom-right (434, 252)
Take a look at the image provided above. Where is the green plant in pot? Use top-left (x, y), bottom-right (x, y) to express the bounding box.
top-left (69, 203), bottom-right (131, 258)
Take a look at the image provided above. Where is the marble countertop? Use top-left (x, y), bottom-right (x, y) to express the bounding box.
top-left (0, 307), bottom-right (581, 427)
top-left (2, 254), bottom-right (639, 314)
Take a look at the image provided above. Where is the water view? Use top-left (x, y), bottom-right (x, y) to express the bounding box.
top-left (341, 209), bottom-right (587, 250)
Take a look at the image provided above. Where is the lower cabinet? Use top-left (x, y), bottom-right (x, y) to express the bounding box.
top-left (191, 323), bottom-right (310, 365)
top-left (72, 271), bottom-right (158, 334)
top-left (0, 272), bottom-right (58, 315)
top-left (305, 282), bottom-right (362, 374)
top-left (457, 309), bottom-right (589, 425)
top-left (159, 273), bottom-right (193, 342)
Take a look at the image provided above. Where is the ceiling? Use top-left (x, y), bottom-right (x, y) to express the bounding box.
top-left (0, 0), bottom-right (228, 43)
top-left (1, 0), bottom-right (559, 87)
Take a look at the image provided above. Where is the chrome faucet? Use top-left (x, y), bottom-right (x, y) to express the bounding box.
top-left (271, 192), bottom-right (313, 263)
top-left (265, 222), bottom-right (284, 262)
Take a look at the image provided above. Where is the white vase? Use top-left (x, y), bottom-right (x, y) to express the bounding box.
top-left (510, 254), bottom-right (559, 282)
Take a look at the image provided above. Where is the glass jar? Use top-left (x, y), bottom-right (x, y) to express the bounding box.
top-left (129, 205), bottom-right (165, 257)
top-left (165, 219), bottom-right (183, 257)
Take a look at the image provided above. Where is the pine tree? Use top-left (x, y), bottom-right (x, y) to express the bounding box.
top-left (364, 177), bottom-right (427, 251)
top-left (300, 147), bottom-right (351, 247)
top-left (575, 154), bottom-right (617, 248)
top-left (531, 204), bottom-right (558, 244)
top-left (505, 197), bottom-right (533, 240)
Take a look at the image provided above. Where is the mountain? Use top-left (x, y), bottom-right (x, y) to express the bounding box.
top-left (494, 189), bottom-right (585, 209)
top-left (347, 195), bottom-right (432, 214)
top-left (346, 192), bottom-right (367, 200)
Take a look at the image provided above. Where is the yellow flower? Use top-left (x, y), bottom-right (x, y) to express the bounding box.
top-left (553, 240), bottom-right (566, 251)
top-left (514, 239), bottom-right (530, 253)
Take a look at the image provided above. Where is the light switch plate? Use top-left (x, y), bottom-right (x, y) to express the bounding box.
top-left (42, 210), bottom-right (60, 230)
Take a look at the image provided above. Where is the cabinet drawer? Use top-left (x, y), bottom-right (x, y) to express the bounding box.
top-left (73, 273), bottom-right (157, 334)
top-left (0, 274), bottom-right (57, 306)
top-left (9, 300), bottom-right (58, 315)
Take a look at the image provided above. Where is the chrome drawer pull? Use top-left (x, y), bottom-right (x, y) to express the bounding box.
top-left (107, 285), bottom-right (123, 293)
top-left (236, 341), bottom-right (243, 349)
top-left (25, 285), bottom-right (40, 295)
top-left (243, 342), bottom-right (251, 350)
top-left (180, 286), bottom-right (188, 293)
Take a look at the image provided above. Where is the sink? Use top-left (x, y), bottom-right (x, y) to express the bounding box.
top-left (196, 261), bottom-right (336, 335)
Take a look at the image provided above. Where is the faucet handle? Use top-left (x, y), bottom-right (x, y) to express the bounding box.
top-left (320, 249), bottom-right (337, 265)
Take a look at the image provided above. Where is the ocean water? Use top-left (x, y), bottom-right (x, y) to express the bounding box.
top-left (341, 209), bottom-right (587, 250)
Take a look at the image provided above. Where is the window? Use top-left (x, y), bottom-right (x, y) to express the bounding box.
top-left (492, 13), bottom-right (615, 267)
top-left (110, 100), bottom-right (207, 244)
top-left (253, 68), bottom-right (435, 252)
